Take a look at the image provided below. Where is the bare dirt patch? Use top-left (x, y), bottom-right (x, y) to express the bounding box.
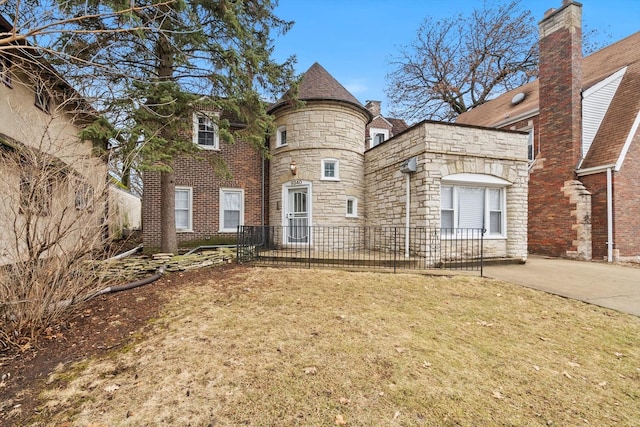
top-left (3, 266), bottom-right (640, 426)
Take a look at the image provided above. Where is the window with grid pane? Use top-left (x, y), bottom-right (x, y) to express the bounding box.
top-left (175, 187), bottom-right (192, 231)
top-left (321, 158), bottom-right (339, 180)
top-left (220, 189), bottom-right (244, 232)
top-left (193, 112), bottom-right (219, 149)
top-left (440, 185), bottom-right (505, 236)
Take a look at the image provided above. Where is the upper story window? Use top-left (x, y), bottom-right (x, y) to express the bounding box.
top-left (321, 158), bottom-right (339, 181)
top-left (35, 82), bottom-right (51, 113)
top-left (175, 187), bottom-right (193, 232)
top-left (1, 54), bottom-right (12, 87)
top-left (369, 127), bottom-right (389, 148)
top-left (276, 125), bottom-right (287, 147)
top-left (193, 111), bottom-right (219, 150)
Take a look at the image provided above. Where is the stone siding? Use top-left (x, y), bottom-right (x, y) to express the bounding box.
top-left (269, 102), bottom-right (368, 231)
top-left (365, 122), bottom-right (529, 260)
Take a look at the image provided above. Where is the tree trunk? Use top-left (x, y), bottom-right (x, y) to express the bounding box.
top-left (157, 32), bottom-right (177, 254)
top-left (159, 168), bottom-right (177, 253)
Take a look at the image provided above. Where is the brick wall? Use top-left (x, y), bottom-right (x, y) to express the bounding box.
top-left (142, 138), bottom-right (266, 249)
top-left (612, 130), bottom-right (640, 260)
top-left (580, 172), bottom-right (608, 260)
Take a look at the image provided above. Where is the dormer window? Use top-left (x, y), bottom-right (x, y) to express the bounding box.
top-left (35, 82), bottom-right (51, 113)
top-left (193, 111), bottom-right (219, 150)
top-left (369, 127), bottom-right (389, 148)
top-left (276, 125), bottom-right (287, 147)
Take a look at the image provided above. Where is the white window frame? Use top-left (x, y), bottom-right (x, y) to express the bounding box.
top-left (369, 127), bottom-right (389, 148)
top-left (276, 125), bottom-right (287, 147)
top-left (35, 82), bottom-right (51, 113)
top-left (440, 174), bottom-right (510, 239)
top-left (346, 196), bottom-right (358, 218)
top-left (175, 186), bottom-right (193, 232)
top-left (527, 127), bottom-right (535, 162)
top-left (219, 188), bottom-right (244, 233)
top-left (193, 111), bottom-right (219, 150)
top-left (321, 158), bottom-right (340, 181)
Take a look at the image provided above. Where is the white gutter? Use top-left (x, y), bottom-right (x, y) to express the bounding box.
top-left (575, 163), bottom-right (616, 177)
top-left (607, 167), bottom-right (613, 263)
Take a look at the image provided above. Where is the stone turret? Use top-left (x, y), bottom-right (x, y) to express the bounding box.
top-left (267, 63), bottom-right (372, 241)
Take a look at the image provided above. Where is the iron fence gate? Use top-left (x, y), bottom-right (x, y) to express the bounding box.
top-left (237, 226), bottom-right (485, 275)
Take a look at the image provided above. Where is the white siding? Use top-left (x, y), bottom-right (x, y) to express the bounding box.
top-left (582, 67), bottom-right (626, 159)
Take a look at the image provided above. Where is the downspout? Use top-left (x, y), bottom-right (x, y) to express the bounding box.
top-left (607, 167), bottom-right (613, 262)
top-left (261, 154), bottom-right (265, 227)
top-left (405, 173), bottom-right (410, 258)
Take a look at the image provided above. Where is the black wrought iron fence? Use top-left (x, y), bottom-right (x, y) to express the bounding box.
top-left (237, 226), bottom-right (485, 275)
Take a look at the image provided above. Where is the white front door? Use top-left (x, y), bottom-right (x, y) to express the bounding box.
top-left (286, 187), bottom-right (309, 243)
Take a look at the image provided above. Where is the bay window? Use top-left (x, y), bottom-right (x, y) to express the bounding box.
top-left (440, 174), bottom-right (509, 237)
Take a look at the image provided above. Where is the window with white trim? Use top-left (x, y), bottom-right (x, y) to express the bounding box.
top-left (321, 158), bottom-right (339, 180)
top-left (441, 185), bottom-right (505, 237)
top-left (35, 82), bottom-right (51, 113)
top-left (346, 196), bottom-right (358, 217)
top-left (527, 127), bottom-right (535, 162)
top-left (369, 127), bottom-right (389, 148)
top-left (220, 188), bottom-right (244, 232)
top-left (276, 125), bottom-right (287, 147)
top-left (175, 187), bottom-right (192, 232)
top-left (193, 112), bottom-right (219, 150)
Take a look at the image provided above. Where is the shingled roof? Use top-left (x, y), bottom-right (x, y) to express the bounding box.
top-left (268, 62), bottom-right (372, 120)
top-left (456, 31), bottom-right (640, 170)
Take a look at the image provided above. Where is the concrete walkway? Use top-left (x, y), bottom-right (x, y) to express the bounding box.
top-left (484, 256), bottom-right (640, 316)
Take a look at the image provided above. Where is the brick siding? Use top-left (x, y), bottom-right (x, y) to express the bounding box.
top-left (142, 138), bottom-right (266, 249)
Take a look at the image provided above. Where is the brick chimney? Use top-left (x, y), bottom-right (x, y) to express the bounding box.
top-left (538, 0), bottom-right (583, 173)
top-left (528, 0), bottom-right (592, 260)
top-left (364, 100), bottom-right (381, 117)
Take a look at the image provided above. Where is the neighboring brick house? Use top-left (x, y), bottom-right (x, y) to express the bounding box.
top-left (0, 15), bottom-right (108, 264)
top-left (457, 0), bottom-right (640, 262)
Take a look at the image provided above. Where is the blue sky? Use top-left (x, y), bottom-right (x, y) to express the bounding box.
top-left (272, 0), bottom-right (640, 115)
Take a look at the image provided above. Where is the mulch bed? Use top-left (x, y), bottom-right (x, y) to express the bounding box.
top-left (0, 264), bottom-right (240, 426)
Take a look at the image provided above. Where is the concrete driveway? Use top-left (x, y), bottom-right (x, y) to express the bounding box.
top-left (484, 256), bottom-right (640, 316)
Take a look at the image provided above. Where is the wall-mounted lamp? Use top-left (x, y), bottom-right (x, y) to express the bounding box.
top-left (290, 160), bottom-right (298, 175)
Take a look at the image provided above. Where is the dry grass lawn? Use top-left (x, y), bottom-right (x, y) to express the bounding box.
top-left (35, 267), bottom-right (639, 426)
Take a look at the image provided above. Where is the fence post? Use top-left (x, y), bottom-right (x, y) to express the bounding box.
top-left (393, 227), bottom-right (397, 274)
top-left (480, 228), bottom-right (485, 277)
top-left (308, 225), bottom-right (312, 269)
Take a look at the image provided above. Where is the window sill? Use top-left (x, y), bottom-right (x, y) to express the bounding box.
top-left (176, 229), bottom-right (193, 233)
top-left (320, 177), bottom-right (340, 182)
top-left (219, 228), bottom-right (239, 233)
top-left (197, 145), bottom-right (220, 151)
top-left (345, 214), bottom-right (358, 218)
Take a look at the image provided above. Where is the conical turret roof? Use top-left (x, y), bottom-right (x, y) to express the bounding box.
top-left (268, 62), bottom-right (371, 120)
